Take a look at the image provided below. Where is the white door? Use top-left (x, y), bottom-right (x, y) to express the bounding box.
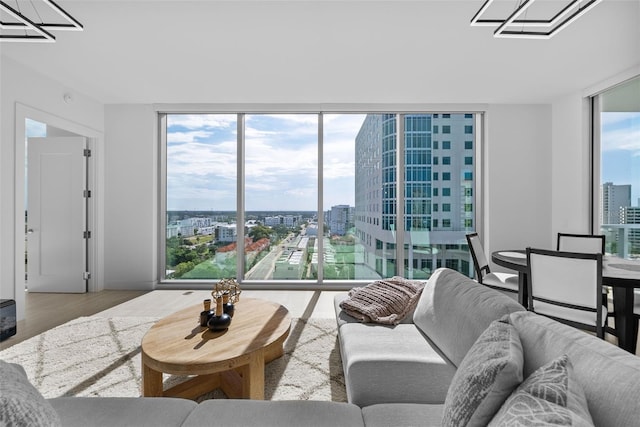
top-left (27, 137), bottom-right (88, 293)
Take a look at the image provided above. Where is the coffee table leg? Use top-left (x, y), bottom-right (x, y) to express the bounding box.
top-left (244, 351), bottom-right (265, 399)
top-left (142, 362), bottom-right (164, 397)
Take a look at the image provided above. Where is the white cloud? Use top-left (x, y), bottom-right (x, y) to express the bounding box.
top-left (167, 113), bottom-right (366, 210)
top-left (168, 114), bottom-right (236, 130)
top-left (601, 112), bottom-right (640, 155)
top-left (168, 141), bottom-right (236, 177)
top-left (168, 130), bottom-right (215, 143)
top-left (601, 127), bottom-right (640, 152)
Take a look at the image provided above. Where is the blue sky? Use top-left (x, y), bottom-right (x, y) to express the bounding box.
top-left (601, 112), bottom-right (640, 206)
top-left (167, 114), bottom-right (366, 211)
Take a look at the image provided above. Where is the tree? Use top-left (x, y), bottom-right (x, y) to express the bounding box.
top-left (249, 225), bottom-right (272, 241)
top-left (174, 261), bottom-right (195, 278)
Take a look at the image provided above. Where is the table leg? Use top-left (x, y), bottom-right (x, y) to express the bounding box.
top-left (242, 351), bottom-right (265, 399)
top-left (613, 286), bottom-right (638, 354)
top-left (518, 272), bottom-right (528, 309)
top-left (142, 361), bottom-right (164, 397)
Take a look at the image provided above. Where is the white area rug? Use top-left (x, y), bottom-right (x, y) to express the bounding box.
top-left (0, 316), bottom-right (346, 402)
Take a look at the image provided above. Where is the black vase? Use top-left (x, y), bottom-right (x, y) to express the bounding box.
top-left (207, 313), bottom-right (231, 331)
top-left (199, 310), bottom-right (215, 327)
top-left (223, 302), bottom-right (235, 317)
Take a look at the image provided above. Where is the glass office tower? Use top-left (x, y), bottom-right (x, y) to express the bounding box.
top-left (354, 113), bottom-right (475, 279)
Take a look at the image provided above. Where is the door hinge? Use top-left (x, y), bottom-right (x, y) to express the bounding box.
top-left (84, 190), bottom-right (92, 198)
top-left (84, 231), bottom-right (91, 239)
top-left (83, 272), bottom-right (91, 280)
top-left (84, 149), bottom-right (92, 157)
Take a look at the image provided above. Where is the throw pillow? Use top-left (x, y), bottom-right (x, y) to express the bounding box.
top-left (339, 276), bottom-right (425, 325)
top-left (442, 318), bottom-right (524, 427)
top-left (0, 360), bottom-right (62, 427)
top-left (488, 354), bottom-right (594, 427)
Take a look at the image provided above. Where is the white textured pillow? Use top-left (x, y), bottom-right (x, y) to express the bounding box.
top-left (442, 318), bottom-right (524, 427)
top-left (0, 360), bottom-right (61, 427)
top-left (489, 354), bottom-right (594, 426)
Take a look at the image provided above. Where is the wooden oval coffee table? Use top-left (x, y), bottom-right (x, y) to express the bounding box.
top-left (141, 297), bottom-right (290, 400)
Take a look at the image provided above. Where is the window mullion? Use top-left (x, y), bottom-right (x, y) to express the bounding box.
top-left (237, 113), bottom-right (246, 281)
top-left (396, 114), bottom-right (405, 274)
top-left (318, 113), bottom-right (324, 283)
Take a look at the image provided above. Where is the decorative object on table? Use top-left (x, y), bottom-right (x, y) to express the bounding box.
top-left (207, 296), bottom-right (231, 331)
top-left (199, 299), bottom-right (215, 327)
top-left (222, 292), bottom-right (235, 318)
top-left (212, 278), bottom-right (241, 304)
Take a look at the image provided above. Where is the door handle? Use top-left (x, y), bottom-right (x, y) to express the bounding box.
top-left (27, 229), bottom-right (35, 234)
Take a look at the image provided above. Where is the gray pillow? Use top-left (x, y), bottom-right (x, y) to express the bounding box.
top-left (0, 360), bottom-right (61, 427)
top-left (489, 354), bottom-right (594, 426)
top-left (442, 318), bottom-right (524, 427)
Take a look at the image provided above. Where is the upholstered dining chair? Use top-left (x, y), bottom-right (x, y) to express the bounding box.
top-left (465, 233), bottom-right (518, 299)
top-left (557, 232), bottom-right (605, 254)
top-left (526, 247), bottom-right (607, 339)
top-left (557, 232), bottom-right (612, 329)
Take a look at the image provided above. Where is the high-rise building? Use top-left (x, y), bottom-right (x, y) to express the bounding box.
top-left (354, 114), bottom-right (475, 278)
top-left (601, 182), bottom-right (631, 224)
top-left (622, 206), bottom-right (640, 255)
top-left (328, 205), bottom-right (352, 236)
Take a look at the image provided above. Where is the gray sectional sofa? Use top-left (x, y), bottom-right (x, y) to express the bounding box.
top-left (3, 268), bottom-right (640, 426)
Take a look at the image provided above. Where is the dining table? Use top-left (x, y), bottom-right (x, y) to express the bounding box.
top-left (491, 250), bottom-right (640, 354)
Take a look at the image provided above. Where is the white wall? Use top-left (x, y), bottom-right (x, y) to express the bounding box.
top-left (484, 104), bottom-right (554, 268)
top-left (1, 57), bottom-right (104, 319)
top-left (103, 105), bottom-right (158, 290)
top-left (551, 93), bottom-right (592, 237)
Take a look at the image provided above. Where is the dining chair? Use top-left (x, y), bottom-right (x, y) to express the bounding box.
top-left (556, 232), bottom-right (605, 253)
top-left (526, 247), bottom-right (607, 339)
top-left (465, 233), bottom-right (518, 298)
top-left (557, 232), bottom-right (612, 331)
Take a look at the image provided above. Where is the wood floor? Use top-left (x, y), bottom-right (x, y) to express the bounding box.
top-left (0, 290), bottom-right (148, 350)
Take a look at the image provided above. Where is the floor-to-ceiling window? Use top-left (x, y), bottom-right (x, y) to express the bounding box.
top-left (161, 111), bottom-right (480, 285)
top-left (244, 114), bottom-right (318, 281)
top-left (164, 114), bottom-right (237, 279)
top-left (596, 76), bottom-right (640, 259)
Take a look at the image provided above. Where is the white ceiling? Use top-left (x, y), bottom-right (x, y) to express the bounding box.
top-left (2, 0), bottom-right (639, 105)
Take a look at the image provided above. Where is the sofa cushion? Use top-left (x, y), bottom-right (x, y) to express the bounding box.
top-left (413, 268), bottom-right (525, 367)
top-left (180, 400), bottom-right (365, 427)
top-left (442, 318), bottom-right (523, 427)
top-left (338, 277), bottom-right (425, 325)
top-left (488, 354), bottom-right (594, 426)
top-left (339, 323), bottom-right (456, 406)
top-left (508, 311), bottom-right (640, 427)
top-left (0, 360), bottom-right (61, 427)
top-left (362, 403), bottom-right (444, 427)
top-left (48, 397), bottom-right (198, 427)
